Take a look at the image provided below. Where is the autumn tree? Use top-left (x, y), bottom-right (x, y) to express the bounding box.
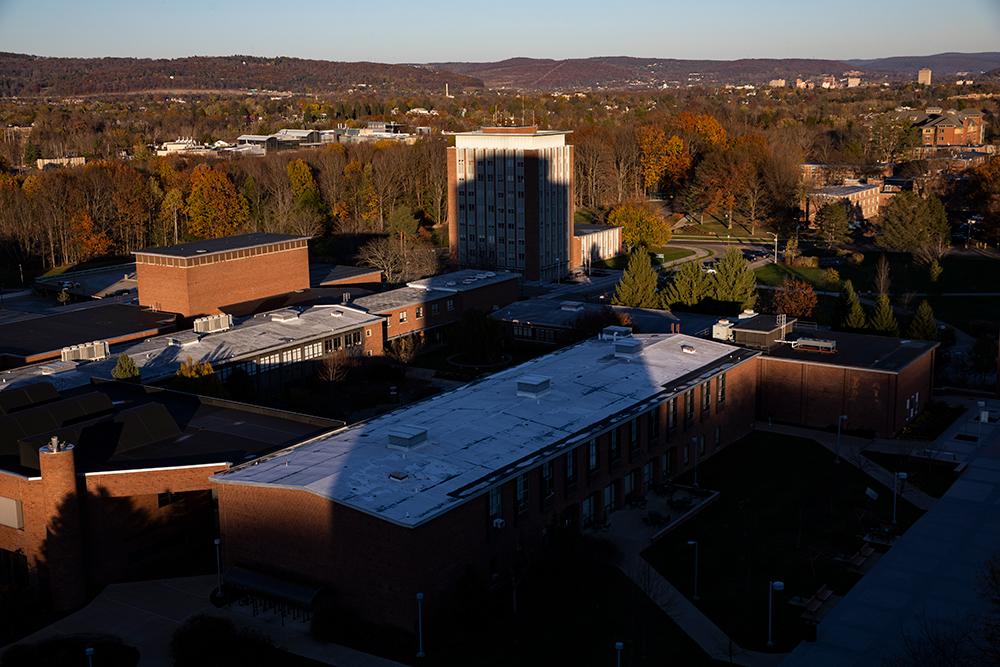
top-left (773, 279), bottom-right (818, 318)
top-left (613, 252), bottom-right (662, 309)
top-left (159, 188), bottom-right (185, 244)
top-left (662, 260), bottom-right (709, 307)
top-left (69, 211), bottom-right (112, 262)
top-left (185, 164), bottom-right (248, 239)
top-left (877, 192), bottom-right (950, 265)
top-left (711, 248), bottom-right (757, 309)
top-left (637, 126), bottom-right (670, 194)
top-left (815, 202), bottom-right (851, 248)
top-left (608, 202), bottom-right (671, 251)
top-left (357, 236), bottom-right (438, 284)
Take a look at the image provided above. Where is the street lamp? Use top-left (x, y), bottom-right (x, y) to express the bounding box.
top-left (767, 580), bottom-right (784, 648)
top-left (767, 232), bottom-right (778, 264)
top-left (213, 538), bottom-right (223, 594)
top-left (85, 647), bottom-right (95, 667)
top-left (416, 592), bottom-right (426, 658)
top-left (687, 540), bottom-right (700, 601)
top-left (835, 415), bottom-right (848, 464)
top-left (615, 641), bottom-right (624, 667)
top-left (892, 472), bottom-right (908, 525)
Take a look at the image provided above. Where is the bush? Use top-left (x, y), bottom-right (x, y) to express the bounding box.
top-left (823, 268), bottom-right (841, 287)
top-left (791, 255), bottom-right (819, 268)
top-left (847, 252), bottom-right (864, 265)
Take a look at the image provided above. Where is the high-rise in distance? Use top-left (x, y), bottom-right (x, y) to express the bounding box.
top-left (447, 127), bottom-right (574, 282)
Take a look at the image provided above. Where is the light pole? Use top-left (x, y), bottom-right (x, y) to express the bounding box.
top-left (687, 540), bottom-right (700, 601)
top-left (767, 580), bottom-right (784, 648)
top-left (615, 641), bottom-right (624, 667)
top-left (85, 647), bottom-right (95, 667)
top-left (213, 538), bottom-right (223, 593)
top-left (416, 592), bottom-right (425, 658)
top-left (835, 415), bottom-right (847, 464)
top-left (767, 232), bottom-right (778, 264)
top-left (892, 472), bottom-right (908, 525)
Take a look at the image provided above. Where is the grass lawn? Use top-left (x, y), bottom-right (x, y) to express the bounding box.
top-left (644, 432), bottom-right (923, 652)
top-left (861, 451), bottom-right (960, 499)
top-left (674, 216), bottom-right (772, 241)
top-left (755, 262), bottom-right (839, 290)
top-left (651, 246), bottom-right (696, 264)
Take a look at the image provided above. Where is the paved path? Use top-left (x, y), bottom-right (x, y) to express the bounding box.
top-left (5, 576), bottom-right (406, 667)
top-left (782, 400), bottom-right (1000, 666)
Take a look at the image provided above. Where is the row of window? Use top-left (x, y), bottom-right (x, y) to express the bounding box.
top-left (215, 329), bottom-right (367, 381)
top-left (388, 300), bottom-right (454, 327)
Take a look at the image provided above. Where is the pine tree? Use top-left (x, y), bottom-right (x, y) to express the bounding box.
top-left (840, 280), bottom-right (868, 331)
top-left (111, 353), bottom-right (140, 380)
top-left (907, 300), bottom-right (938, 340)
top-left (711, 248), bottom-right (757, 309)
top-left (662, 260), bottom-right (708, 307)
top-left (613, 252), bottom-right (662, 309)
top-left (815, 202), bottom-right (851, 248)
top-left (870, 294), bottom-right (899, 336)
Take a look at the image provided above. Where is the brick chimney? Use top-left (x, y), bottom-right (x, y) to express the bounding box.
top-left (38, 437), bottom-right (87, 611)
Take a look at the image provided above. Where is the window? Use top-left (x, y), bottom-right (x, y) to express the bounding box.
top-left (516, 475), bottom-right (528, 513)
top-left (581, 495), bottom-right (595, 527)
top-left (663, 452), bottom-right (671, 477)
top-left (431, 303), bottom-right (440, 315)
top-left (157, 491), bottom-right (177, 508)
top-left (566, 449), bottom-right (577, 484)
top-left (304, 342), bottom-right (323, 360)
top-left (489, 487), bottom-right (501, 519)
top-left (701, 381), bottom-right (711, 413)
top-left (541, 462), bottom-right (554, 499)
top-left (446, 299), bottom-right (455, 312)
top-left (715, 426), bottom-right (721, 450)
top-left (603, 484), bottom-right (616, 515)
top-left (630, 419), bottom-right (638, 449)
top-left (668, 398), bottom-right (677, 430)
top-left (717, 373), bottom-right (727, 406)
top-left (365, 328), bottom-right (372, 337)
top-left (415, 307), bottom-right (423, 319)
top-left (649, 407), bottom-right (660, 441)
top-left (683, 444), bottom-right (690, 465)
top-left (399, 311), bottom-right (408, 323)
top-left (624, 473), bottom-right (633, 497)
top-left (685, 389), bottom-right (695, 425)
top-left (609, 430), bottom-right (620, 464)
top-left (698, 434), bottom-right (706, 456)
top-left (588, 440), bottom-right (598, 472)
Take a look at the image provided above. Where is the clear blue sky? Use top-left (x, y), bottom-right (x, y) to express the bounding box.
top-left (1, 0), bottom-right (998, 62)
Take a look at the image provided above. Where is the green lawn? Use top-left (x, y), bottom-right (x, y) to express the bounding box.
top-left (755, 262), bottom-right (838, 290)
top-left (651, 246), bottom-right (696, 264)
top-left (645, 432), bottom-right (922, 652)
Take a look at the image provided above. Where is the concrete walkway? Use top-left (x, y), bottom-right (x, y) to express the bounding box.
top-left (5, 575), bottom-right (406, 667)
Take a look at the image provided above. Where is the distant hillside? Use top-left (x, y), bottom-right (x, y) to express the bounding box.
top-left (0, 53), bottom-right (484, 97)
top-left (847, 52), bottom-right (1000, 74)
top-left (430, 56), bottom-right (857, 89)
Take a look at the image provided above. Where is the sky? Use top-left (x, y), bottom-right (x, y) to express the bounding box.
top-left (0, 0), bottom-right (998, 63)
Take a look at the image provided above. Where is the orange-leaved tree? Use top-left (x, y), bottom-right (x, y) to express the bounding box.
top-left (186, 164), bottom-right (248, 239)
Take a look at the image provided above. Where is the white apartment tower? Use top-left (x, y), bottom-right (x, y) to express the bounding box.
top-left (447, 127), bottom-right (573, 282)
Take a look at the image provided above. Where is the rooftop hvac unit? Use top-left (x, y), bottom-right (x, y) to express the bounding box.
top-left (60, 340), bottom-right (110, 363)
top-left (269, 309), bottom-right (300, 323)
top-left (600, 325), bottom-right (632, 341)
top-left (792, 338), bottom-right (837, 353)
top-left (193, 313), bottom-right (233, 334)
top-left (387, 425), bottom-right (429, 451)
top-left (712, 319), bottom-right (735, 342)
top-left (517, 374), bottom-right (551, 398)
top-left (738, 309), bottom-right (757, 319)
top-left (560, 301), bottom-right (584, 312)
top-left (615, 338), bottom-right (643, 360)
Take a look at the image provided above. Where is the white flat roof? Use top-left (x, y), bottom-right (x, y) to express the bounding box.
top-left (0, 305), bottom-right (382, 393)
top-left (215, 333), bottom-right (757, 528)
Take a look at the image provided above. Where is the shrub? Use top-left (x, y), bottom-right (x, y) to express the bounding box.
top-left (791, 255), bottom-right (818, 268)
top-left (847, 252), bottom-right (864, 265)
top-left (823, 268), bottom-right (841, 287)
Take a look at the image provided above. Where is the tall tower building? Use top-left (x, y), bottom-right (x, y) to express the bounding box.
top-left (447, 127), bottom-right (573, 282)
top-left (918, 68), bottom-right (933, 86)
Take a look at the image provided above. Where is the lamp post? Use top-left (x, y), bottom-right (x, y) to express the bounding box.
top-left (767, 232), bottom-right (778, 264)
top-left (835, 415), bottom-right (847, 464)
top-left (892, 472), bottom-right (908, 525)
top-left (416, 592), bottom-right (425, 658)
top-left (213, 538), bottom-right (223, 593)
top-left (85, 647), bottom-right (95, 667)
top-left (767, 580), bottom-right (784, 648)
top-left (615, 641), bottom-right (624, 667)
top-left (687, 540), bottom-right (700, 601)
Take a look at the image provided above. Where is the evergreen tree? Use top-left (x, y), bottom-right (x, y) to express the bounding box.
top-left (907, 300), bottom-right (938, 340)
top-left (662, 260), bottom-right (708, 307)
top-left (711, 248), bottom-right (757, 309)
top-left (613, 252), bottom-right (662, 309)
top-left (815, 202), bottom-right (851, 248)
top-left (840, 280), bottom-right (868, 331)
top-left (111, 353), bottom-right (140, 380)
top-left (870, 294), bottom-right (899, 336)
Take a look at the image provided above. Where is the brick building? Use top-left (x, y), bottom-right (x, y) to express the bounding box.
top-left (447, 127), bottom-right (574, 282)
top-left (213, 332), bottom-right (759, 636)
top-left (805, 183), bottom-right (885, 223)
top-left (916, 110), bottom-right (986, 147)
top-left (135, 233), bottom-right (311, 317)
top-left (0, 381), bottom-right (334, 613)
top-left (571, 223), bottom-right (623, 272)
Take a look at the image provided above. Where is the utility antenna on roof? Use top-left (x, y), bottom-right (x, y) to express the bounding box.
top-left (777, 313), bottom-right (787, 328)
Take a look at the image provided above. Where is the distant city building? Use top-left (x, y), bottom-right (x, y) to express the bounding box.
top-left (918, 68), bottom-right (933, 86)
top-left (768, 79), bottom-right (786, 88)
top-left (447, 126), bottom-right (574, 282)
top-left (134, 233), bottom-right (311, 317)
top-left (846, 76), bottom-right (862, 88)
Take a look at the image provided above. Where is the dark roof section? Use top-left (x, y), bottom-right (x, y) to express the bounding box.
top-left (0, 304), bottom-right (176, 361)
top-left (1, 381), bottom-right (339, 475)
top-left (219, 287), bottom-right (374, 318)
top-left (135, 233), bottom-right (310, 259)
top-left (0, 381), bottom-right (59, 415)
top-left (310, 263), bottom-right (383, 286)
top-left (574, 223), bottom-right (618, 236)
top-left (730, 314), bottom-right (793, 333)
top-left (765, 329), bottom-right (938, 373)
top-left (0, 392), bottom-right (114, 456)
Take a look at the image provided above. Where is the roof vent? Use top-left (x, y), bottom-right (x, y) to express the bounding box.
top-left (193, 313), bottom-right (233, 334)
top-left (331, 310), bottom-right (343, 317)
top-left (388, 470), bottom-right (409, 482)
top-left (387, 425), bottom-right (428, 450)
top-left (792, 338), bottom-right (837, 353)
top-left (738, 309), bottom-right (757, 320)
top-left (269, 309), bottom-right (300, 322)
top-left (560, 301), bottom-right (584, 312)
top-left (681, 344), bottom-right (697, 354)
top-left (445, 281), bottom-right (457, 287)
top-left (600, 325), bottom-right (632, 341)
top-left (615, 338), bottom-right (643, 360)
top-left (517, 374), bottom-right (551, 398)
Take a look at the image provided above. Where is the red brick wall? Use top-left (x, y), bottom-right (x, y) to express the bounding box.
top-left (137, 246), bottom-right (310, 317)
